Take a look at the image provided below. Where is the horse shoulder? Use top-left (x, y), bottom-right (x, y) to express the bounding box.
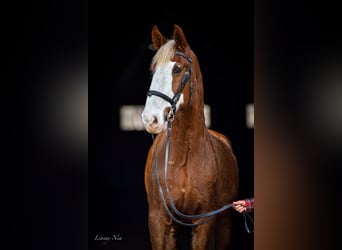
top-left (144, 146), bottom-right (154, 195)
top-left (144, 133), bottom-right (166, 196)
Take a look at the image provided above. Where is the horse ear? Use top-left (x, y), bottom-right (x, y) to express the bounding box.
top-left (151, 25), bottom-right (167, 50)
top-left (173, 24), bottom-right (189, 52)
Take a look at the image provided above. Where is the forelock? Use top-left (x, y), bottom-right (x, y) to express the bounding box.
top-left (151, 40), bottom-right (176, 71)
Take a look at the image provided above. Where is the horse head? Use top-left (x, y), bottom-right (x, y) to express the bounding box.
top-left (141, 25), bottom-right (193, 134)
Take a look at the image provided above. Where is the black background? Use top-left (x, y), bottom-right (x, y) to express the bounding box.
top-left (89, 2), bottom-right (253, 250)
top-left (5, 0), bottom-right (342, 250)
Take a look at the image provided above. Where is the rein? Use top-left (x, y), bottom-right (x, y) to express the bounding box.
top-left (151, 121), bottom-right (253, 232)
top-left (152, 121), bottom-right (229, 227)
top-left (151, 122), bottom-right (254, 232)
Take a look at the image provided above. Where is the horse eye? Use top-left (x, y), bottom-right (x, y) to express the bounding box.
top-left (173, 65), bottom-right (181, 74)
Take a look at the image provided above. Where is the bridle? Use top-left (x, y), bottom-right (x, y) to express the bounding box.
top-left (147, 51), bottom-right (254, 231)
top-left (146, 51), bottom-right (192, 122)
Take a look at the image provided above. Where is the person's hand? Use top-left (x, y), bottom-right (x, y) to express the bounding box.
top-left (232, 200), bottom-right (247, 213)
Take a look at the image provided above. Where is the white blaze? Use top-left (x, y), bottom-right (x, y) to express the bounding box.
top-left (141, 61), bottom-right (184, 134)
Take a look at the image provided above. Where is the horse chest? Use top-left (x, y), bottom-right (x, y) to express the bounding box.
top-left (151, 165), bottom-right (204, 207)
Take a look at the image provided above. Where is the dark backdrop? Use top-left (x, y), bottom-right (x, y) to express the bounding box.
top-left (5, 1), bottom-right (342, 250)
top-left (4, 2), bottom-right (253, 250)
top-left (89, 3), bottom-right (254, 250)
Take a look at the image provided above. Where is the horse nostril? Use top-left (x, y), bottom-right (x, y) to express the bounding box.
top-left (142, 113), bottom-right (159, 128)
top-left (151, 116), bottom-right (158, 126)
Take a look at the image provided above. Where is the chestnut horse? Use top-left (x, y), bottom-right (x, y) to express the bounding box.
top-left (141, 24), bottom-right (239, 250)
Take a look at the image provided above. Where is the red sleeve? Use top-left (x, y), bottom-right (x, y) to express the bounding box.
top-left (245, 198), bottom-right (254, 212)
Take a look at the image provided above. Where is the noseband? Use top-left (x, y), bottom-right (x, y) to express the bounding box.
top-left (146, 51), bottom-right (192, 121)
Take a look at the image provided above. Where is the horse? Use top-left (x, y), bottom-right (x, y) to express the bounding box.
top-left (141, 24), bottom-right (239, 250)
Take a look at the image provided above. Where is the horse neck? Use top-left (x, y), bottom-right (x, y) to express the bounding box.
top-left (171, 68), bottom-right (207, 142)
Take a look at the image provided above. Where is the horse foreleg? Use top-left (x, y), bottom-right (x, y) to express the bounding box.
top-left (214, 212), bottom-right (233, 250)
top-left (191, 220), bottom-right (215, 250)
top-left (148, 210), bottom-right (177, 250)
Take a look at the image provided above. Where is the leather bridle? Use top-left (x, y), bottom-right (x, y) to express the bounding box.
top-left (146, 51), bottom-right (192, 121)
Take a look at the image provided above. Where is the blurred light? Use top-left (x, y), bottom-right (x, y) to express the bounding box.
top-left (120, 105), bottom-right (145, 131)
top-left (37, 60), bottom-right (88, 166)
top-left (246, 103), bottom-right (254, 128)
top-left (120, 104), bottom-right (211, 131)
top-left (303, 60), bottom-right (342, 151)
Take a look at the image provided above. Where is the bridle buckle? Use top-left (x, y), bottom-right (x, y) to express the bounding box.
top-left (166, 108), bottom-right (175, 122)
